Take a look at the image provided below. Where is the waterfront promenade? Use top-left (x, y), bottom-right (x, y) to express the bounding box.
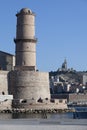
top-left (0, 119), bottom-right (87, 130)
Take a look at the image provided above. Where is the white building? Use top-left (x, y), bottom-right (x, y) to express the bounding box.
top-left (83, 75), bottom-right (87, 85)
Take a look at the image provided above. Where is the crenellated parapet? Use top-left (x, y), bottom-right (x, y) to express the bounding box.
top-left (16, 8), bottom-right (35, 17)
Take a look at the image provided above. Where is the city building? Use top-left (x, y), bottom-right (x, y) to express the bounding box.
top-left (0, 51), bottom-right (15, 71)
top-left (61, 59), bottom-right (67, 72)
top-left (58, 59), bottom-right (75, 72)
top-left (83, 74), bottom-right (87, 85)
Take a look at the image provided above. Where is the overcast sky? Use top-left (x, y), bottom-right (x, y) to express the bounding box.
top-left (0, 0), bottom-right (87, 71)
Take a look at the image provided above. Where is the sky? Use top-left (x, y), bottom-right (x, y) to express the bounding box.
top-left (0, 0), bottom-right (87, 72)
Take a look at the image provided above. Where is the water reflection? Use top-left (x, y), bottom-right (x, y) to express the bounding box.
top-left (0, 112), bottom-right (73, 120)
top-left (0, 113), bottom-right (12, 119)
top-left (0, 107), bottom-right (86, 120)
top-left (12, 113), bottom-right (50, 119)
top-left (13, 112), bottom-right (72, 119)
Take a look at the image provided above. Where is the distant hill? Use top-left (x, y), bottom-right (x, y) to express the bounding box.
top-left (49, 71), bottom-right (87, 84)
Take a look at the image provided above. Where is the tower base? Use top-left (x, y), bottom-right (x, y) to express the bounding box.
top-left (9, 70), bottom-right (50, 108)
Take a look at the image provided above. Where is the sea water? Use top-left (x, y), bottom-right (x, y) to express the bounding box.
top-left (0, 108), bottom-right (87, 130)
top-left (0, 107), bottom-right (87, 119)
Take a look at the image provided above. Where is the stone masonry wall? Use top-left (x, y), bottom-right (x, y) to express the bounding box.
top-left (68, 93), bottom-right (87, 102)
top-left (0, 71), bottom-right (9, 95)
top-left (9, 70), bottom-right (50, 103)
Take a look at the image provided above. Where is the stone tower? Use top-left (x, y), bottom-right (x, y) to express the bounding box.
top-left (9, 8), bottom-right (50, 108)
top-left (62, 59), bottom-right (67, 71)
top-left (14, 8), bottom-right (37, 71)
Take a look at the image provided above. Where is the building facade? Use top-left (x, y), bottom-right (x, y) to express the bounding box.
top-left (0, 51), bottom-right (15, 71)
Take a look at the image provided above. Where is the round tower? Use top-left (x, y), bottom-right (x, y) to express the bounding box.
top-left (9, 8), bottom-right (50, 108)
top-left (14, 8), bottom-right (37, 71)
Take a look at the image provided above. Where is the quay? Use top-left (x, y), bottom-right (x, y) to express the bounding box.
top-left (0, 119), bottom-right (87, 130)
top-left (0, 108), bottom-right (75, 114)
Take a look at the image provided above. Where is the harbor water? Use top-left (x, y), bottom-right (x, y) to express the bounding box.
top-left (0, 107), bottom-right (87, 130)
top-left (0, 107), bottom-right (87, 120)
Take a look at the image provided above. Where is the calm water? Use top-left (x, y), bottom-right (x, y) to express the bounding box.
top-left (0, 112), bottom-right (73, 120)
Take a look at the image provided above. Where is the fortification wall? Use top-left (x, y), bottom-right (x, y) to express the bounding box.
top-left (0, 95), bottom-right (13, 110)
top-left (0, 71), bottom-right (9, 95)
top-left (13, 102), bottom-right (67, 109)
top-left (51, 93), bottom-right (87, 103)
top-left (9, 71), bottom-right (50, 104)
top-left (68, 93), bottom-right (87, 102)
